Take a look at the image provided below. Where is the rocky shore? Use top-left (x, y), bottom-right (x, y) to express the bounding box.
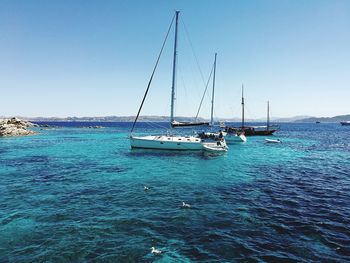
top-left (0, 118), bottom-right (37, 137)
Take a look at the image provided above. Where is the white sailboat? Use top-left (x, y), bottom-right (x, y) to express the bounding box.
top-left (130, 11), bottom-right (227, 151)
top-left (194, 53), bottom-right (245, 144)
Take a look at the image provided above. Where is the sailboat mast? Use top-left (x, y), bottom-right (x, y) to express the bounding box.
top-left (267, 100), bottom-right (270, 131)
top-left (170, 11), bottom-right (179, 124)
top-left (210, 53), bottom-right (217, 126)
top-left (241, 84), bottom-right (245, 129)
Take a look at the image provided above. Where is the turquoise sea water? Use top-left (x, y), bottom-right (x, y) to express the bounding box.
top-left (0, 122), bottom-right (349, 262)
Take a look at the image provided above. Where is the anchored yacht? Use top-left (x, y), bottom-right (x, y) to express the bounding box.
top-left (129, 11), bottom-right (227, 152)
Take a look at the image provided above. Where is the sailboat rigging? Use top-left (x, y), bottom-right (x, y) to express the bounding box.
top-left (267, 100), bottom-right (270, 131)
top-left (130, 14), bottom-right (175, 134)
top-left (170, 16), bottom-right (211, 128)
top-left (210, 53), bottom-right (217, 126)
top-left (241, 85), bottom-right (245, 129)
top-left (197, 54), bottom-right (246, 143)
top-left (173, 53), bottom-right (217, 128)
top-left (241, 99), bottom-right (278, 136)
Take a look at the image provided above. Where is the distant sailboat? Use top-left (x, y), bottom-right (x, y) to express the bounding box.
top-left (173, 53), bottom-right (218, 128)
top-left (130, 11), bottom-right (227, 151)
top-left (242, 100), bottom-right (278, 136)
top-left (225, 87), bottom-right (277, 136)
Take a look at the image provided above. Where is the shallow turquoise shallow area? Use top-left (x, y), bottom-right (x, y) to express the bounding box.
top-left (0, 122), bottom-right (349, 262)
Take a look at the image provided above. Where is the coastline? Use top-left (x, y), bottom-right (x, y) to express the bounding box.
top-left (2, 114), bottom-right (348, 123)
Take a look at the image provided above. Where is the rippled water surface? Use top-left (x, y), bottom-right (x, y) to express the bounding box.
top-left (0, 122), bottom-right (349, 262)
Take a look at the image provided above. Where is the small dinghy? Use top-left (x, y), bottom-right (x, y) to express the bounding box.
top-left (265, 138), bottom-right (281, 143)
top-left (239, 133), bottom-right (247, 142)
top-left (223, 131), bottom-right (247, 143)
top-left (202, 143), bottom-right (228, 152)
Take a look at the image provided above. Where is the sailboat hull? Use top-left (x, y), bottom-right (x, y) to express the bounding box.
top-left (243, 127), bottom-right (277, 136)
top-left (225, 126), bottom-right (277, 136)
top-left (130, 135), bottom-right (204, 150)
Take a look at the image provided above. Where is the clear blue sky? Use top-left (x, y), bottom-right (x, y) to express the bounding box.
top-left (1, 0), bottom-right (349, 118)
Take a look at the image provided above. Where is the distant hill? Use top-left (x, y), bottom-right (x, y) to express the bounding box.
top-left (215, 116), bottom-right (312, 123)
top-left (274, 116), bottom-right (313, 122)
top-left (1, 115), bottom-right (320, 123)
top-left (296, 114), bottom-right (350, 123)
top-left (23, 116), bottom-right (208, 122)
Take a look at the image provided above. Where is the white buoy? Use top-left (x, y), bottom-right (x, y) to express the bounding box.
top-left (182, 202), bottom-right (191, 208)
top-left (144, 186), bottom-right (150, 191)
top-left (151, 246), bottom-right (162, 255)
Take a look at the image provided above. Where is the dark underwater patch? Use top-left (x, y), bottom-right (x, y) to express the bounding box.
top-left (102, 166), bottom-right (129, 173)
top-left (3, 155), bottom-right (51, 168)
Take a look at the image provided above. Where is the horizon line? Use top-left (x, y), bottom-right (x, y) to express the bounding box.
top-left (2, 113), bottom-right (349, 120)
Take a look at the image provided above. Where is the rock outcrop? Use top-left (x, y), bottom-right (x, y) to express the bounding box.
top-left (0, 118), bottom-right (37, 137)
